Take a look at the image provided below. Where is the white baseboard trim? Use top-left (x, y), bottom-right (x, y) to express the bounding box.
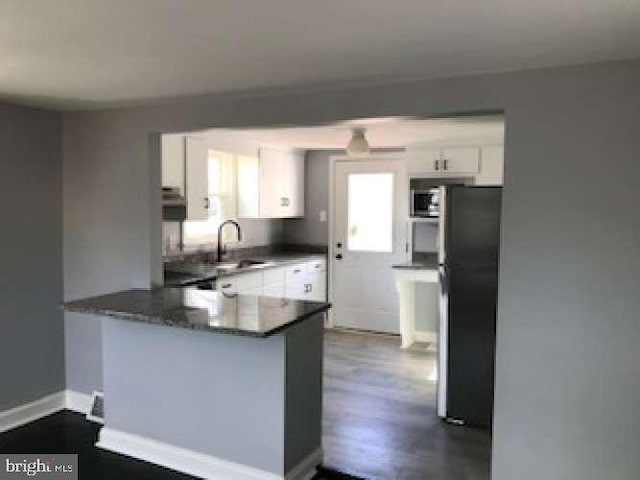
top-left (414, 331), bottom-right (437, 344)
top-left (97, 427), bottom-right (300, 480)
top-left (0, 391), bottom-right (66, 434)
top-left (64, 390), bottom-right (93, 415)
top-left (2, 394), bottom-right (322, 480)
top-left (285, 448), bottom-right (323, 480)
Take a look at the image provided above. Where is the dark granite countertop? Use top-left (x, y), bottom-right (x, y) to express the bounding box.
top-left (164, 252), bottom-right (327, 287)
top-left (64, 288), bottom-right (331, 337)
top-left (392, 253), bottom-right (439, 270)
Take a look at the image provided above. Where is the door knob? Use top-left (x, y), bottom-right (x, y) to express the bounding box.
top-left (336, 242), bottom-right (343, 248)
top-left (335, 253), bottom-right (343, 260)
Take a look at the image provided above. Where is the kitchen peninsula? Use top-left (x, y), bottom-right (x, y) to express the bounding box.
top-left (64, 288), bottom-right (330, 480)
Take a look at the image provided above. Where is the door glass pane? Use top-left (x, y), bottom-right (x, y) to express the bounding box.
top-left (347, 173), bottom-right (393, 252)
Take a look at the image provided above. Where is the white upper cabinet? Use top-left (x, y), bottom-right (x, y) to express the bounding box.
top-left (161, 134), bottom-right (185, 193)
top-left (238, 147), bottom-right (305, 218)
top-left (406, 143), bottom-right (503, 184)
top-left (407, 146), bottom-right (480, 175)
top-left (440, 146), bottom-right (481, 174)
top-left (185, 136), bottom-right (209, 221)
top-left (406, 147), bottom-right (440, 175)
top-left (162, 133), bottom-right (305, 220)
top-left (475, 145), bottom-right (504, 185)
top-left (279, 149), bottom-right (304, 217)
top-left (161, 134), bottom-right (209, 220)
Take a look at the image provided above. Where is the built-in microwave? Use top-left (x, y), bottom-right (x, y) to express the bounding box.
top-left (411, 188), bottom-right (440, 217)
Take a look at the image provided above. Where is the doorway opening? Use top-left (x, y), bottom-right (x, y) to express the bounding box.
top-left (325, 115), bottom-right (504, 479)
top-left (156, 114), bottom-right (505, 479)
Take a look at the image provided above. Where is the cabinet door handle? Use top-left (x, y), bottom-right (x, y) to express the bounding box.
top-left (293, 269), bottom-right (301, 274)
top-left (204, 197), bottom-right (210, 209)
top-left (434, 159), bottom-right (439, 171)
top-left (443, 159), bottom-right (449, 170)
top-left (221, 283), bottom-right (232, 289)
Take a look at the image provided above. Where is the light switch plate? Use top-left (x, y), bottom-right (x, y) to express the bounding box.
top-left (319, 210), bottom-right (327, 222)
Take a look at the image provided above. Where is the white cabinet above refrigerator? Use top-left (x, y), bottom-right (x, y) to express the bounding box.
top-left (406, 143), bottom-right (503, 185)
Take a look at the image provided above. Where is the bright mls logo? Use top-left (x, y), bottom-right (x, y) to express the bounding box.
top-left (1, 455), bottom-right (77, 480)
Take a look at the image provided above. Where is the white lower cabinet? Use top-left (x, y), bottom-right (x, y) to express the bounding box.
top-left (285, 281), bottom-right (308, 301)
top-left (216, 258), bottom-right (327, 302)
top-left (309, 272), bottom-right (327, 301)
top-left (262, 282), bottom-right (286, 298)
top-left (284, 269), bottom-right (326, 302)
top-left (217, 271), bottom-right (262, 294)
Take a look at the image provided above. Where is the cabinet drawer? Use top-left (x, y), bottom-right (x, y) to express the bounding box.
top-left (216, 278), bottom-right (238, 293)
top-left (235, 271), bottom-right (263, 290)
top-left (239, 286), bottom-right (263, 296)
top-left (306, 258), bottom-right (327, 273)
top-left (263, 267), bottom-right (286, 286)
top-left (285, 263), bottom-right (307, 283)
top-left (217, 271), bottom-right (263, 293)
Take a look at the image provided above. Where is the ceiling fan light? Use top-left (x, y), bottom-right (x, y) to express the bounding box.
top-left (347, 127), bottom-right (370, 156)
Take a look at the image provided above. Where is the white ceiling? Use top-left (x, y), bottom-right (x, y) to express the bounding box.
top-left (198, 116), bottom-right (505, 150)
top-left (2, 0), bottom-right (639, 109)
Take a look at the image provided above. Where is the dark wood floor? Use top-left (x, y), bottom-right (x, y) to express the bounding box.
top-left (0, 329), bottom-right (489, 480)
top-left (323, 329), bottom-right (491, 480)
top-left (0, 411), bottom-right (197, 479)
top-left (0, 411), bottom-right (360, 480)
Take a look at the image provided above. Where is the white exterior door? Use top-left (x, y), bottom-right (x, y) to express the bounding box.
top-left (331, 158), bottom-right (407, 333)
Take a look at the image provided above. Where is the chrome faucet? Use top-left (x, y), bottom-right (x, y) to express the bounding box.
top-left (217, 220), bottom-right (242, 262)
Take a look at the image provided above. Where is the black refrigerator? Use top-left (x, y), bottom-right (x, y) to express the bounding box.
top-left (437, 185), bottom-right (502, 429)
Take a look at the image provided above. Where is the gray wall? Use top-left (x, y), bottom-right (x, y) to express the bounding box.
top-left (102, 314), bottom-right (323, 475)
top-left (102, 318), bottom-right (286, 474)
top-left (0, 102), bottom-right (63, 411)
top-left (281, 148), bottom-right (403, 246)
top-left (62, 59), bottom-right (640, 480)
top-left (282, 149), bottom-right (337, 246)
top-left (285, 315), bottom-right (324, 471)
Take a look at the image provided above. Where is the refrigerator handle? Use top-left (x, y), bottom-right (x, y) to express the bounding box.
top-left (437, 262), bottom-right (449, 419)
top-left (438, 186), bottom-right (447, 265)
top-left (438, 264), bottom-right (449, 315)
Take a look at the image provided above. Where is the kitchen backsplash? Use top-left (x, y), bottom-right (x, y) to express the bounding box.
top-left (162, 218), bottom-right (285, 255)
top-left (163, 243), bottom-right (327, 264)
